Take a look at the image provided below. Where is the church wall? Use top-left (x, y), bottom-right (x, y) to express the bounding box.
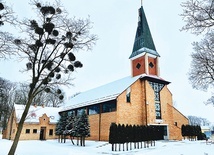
top-left (87, 114), bottom-right (100, 140)
top-left (117, 79), bottom-right (145, 125)
top-left (87, 111), bottom-right (117, 141)
top-left (145, 80), bottom-right (156, 124)
top-left (100, 112), bottom-right (116, 141)
top-left (170, 105), bottom-right (189, 140)
top-left (160, 86), bottom-right (174, 125)
top-left (161, 86), bottom-right (188, 140)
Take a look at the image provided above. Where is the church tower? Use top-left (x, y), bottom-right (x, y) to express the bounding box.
top-left (130, 5), bottom-right (160, 77)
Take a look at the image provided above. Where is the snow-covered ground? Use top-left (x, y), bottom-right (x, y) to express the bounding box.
top-left (1, 134), bottom-right (214, 155)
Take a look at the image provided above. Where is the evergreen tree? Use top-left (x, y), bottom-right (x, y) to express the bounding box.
top-left (181, 124), bottom-right (186, 138)
top-left (125, 124), bottom-right (129, 151)
top-left (76, 110), bottom-right (90, 146)
top-left (55, 112), bottom-right (68, 143)
top-left (117, 124), bottom-right (122, 151)
top-left (64, 114), bottom-right (76, 145)
top-left (109, 123), bottom-right (117, 151)
top-left (121, 124), bottom-right (126, 151)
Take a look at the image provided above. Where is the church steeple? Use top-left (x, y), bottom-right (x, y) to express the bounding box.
top-left (130, 5), bottom-right (160, 77)
top-left (130, 6), bottom-right (159, 59)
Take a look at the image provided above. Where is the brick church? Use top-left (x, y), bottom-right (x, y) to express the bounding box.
top-left (61, 5), bottom-right (188, 141)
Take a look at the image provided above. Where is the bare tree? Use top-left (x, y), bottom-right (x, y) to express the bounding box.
top-left (188, 115), bottom-right (210, 126)
top-left (14, 83), bottom-right (63, 107)
top-left (181, 0), bottom-right (214, 105)
top-left (189, 33), bottom-right (214, 90)
top-left (0, 77), bottom-right (16, 130)
top-left (181, 0), bottom-right (214, 34)
top-left (0, 2), bottom-right (15, 59)
top-left (7, 1), bottom-right (97, 154)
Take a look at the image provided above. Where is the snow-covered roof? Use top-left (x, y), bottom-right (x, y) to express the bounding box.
top-left (61, 74), bottom-right (169, 112)
top-left (14, 104), bottom-right (60, 124)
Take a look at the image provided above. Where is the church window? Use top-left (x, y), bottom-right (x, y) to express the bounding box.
top-left (68, 110), bottom-right (75, 116)
top-left (88, 104), bottom-right (100, 115)
top-left (155, 92), bottom-right (160, 101)
top-left (77, 108), bottom-right (86, 116)
top-left (102, 100), bottom-right (116, 113)
top-left (149, 81), bottom-right (164, 119)
top-left (126, 87), bottom-right (131, 103)
top-left (136, 63), bottom-right (141, 69)
top-left (155, 103), bottom-right (161, 111)
top-left (149, 62), bottom-right (154, 68)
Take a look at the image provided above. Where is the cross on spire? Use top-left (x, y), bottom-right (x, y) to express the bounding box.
top-left (141, 0), bottom-right (143, 6)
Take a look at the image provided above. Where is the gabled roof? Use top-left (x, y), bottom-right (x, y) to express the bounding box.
top-left (129, 6), bottom-right (160, 59)
top-left (14, 104), bottom-right (60, 124)
top-left (61, 74), bottom-right (170, 112)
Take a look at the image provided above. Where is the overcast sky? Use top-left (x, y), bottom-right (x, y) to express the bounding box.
top-left (1, 0), bottom-right (213, 122)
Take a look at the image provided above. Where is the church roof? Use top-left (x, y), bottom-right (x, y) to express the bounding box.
top-left (14, 104), bottom-right (60, 124)
top-left (129, 6), bottom-right (160, 59)
top-left (61, 74), bottom-right (169, 112)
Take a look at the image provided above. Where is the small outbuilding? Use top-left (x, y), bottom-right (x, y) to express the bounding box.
top-left (3, 104), bottom-right (60, 140)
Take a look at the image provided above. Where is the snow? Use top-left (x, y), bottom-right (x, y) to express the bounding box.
top-left (14, 104), bottom-right (60, 123)
top-left (1, 134), bottom-right (214, 155)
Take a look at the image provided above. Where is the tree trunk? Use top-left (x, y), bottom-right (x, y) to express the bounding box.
top-left (77, 137), bottom-right (79, 145)
top-left (83, 136), bottom-right (85, 146)
top-left (70, 136), bottom-right (75, 145)
top-left (8, 97), bottom-right (33, 155)
top-left (80, 136), bottom-right (83, 146)
top-left (63, 135), bottom-right (66, 143)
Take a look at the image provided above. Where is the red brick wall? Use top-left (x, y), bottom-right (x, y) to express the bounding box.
top-left (132, 56), bottom-right (145, 77)
top-left (148, 57), bottom-right (157, 75)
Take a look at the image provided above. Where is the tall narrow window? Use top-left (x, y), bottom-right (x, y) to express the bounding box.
top-left (126, 87), bottom-right (131, 103)
top-left (149, 82), bottom-right (164, 119)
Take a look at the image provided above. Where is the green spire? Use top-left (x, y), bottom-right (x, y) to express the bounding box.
top-left (129, 6), bottom-right (160, 59)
